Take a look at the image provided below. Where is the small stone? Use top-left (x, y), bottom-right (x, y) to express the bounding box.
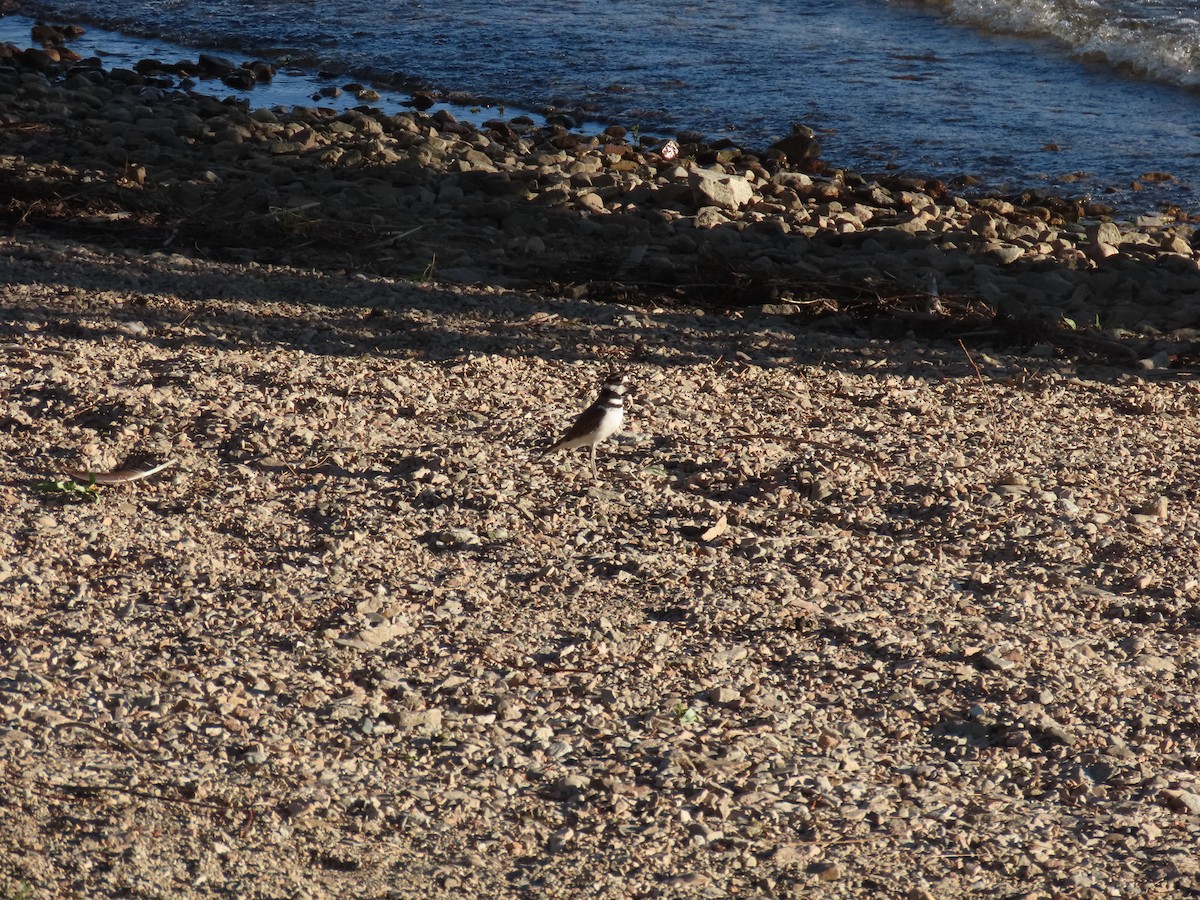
top-left (694, 206), bottom-right (729, 228)
top-left (1131, 654), bottom-right (1175, 673)
top-left (987, 243), bottom-right (1025, 264)
top-left (576, 192), bottom-right (605, 213)
top-left (1037, 715), bottom-right (1075, 745)
top-left (709, 685), bottom-right (740, 706)
top-left (772, 844), bottom-right (816, 865)
top-left (974, 651), bottom-right (1015, 671)
top-left (813, 861), bottom-right (842, 881)
top-left (387, 709), bottom-right (443, 731)
top-left (550, 774), bottom-right (590, 799)
top-left (1161, 789), bottom-right (1200, 815)
top-left (1137, 351), bottom-right (1172, 370)
top-left (664, 873), bottom-right (710, 888)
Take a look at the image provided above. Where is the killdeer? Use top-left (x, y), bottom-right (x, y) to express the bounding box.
top-left (545, 372), bottom-right (628, 478)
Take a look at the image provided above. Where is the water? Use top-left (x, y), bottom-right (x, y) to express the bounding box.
top-left (5, 0), bottom-right (1200, 212)
top-left (914, 0), bottom-right (1200, 86)
top-left (0, 12), bottom-right (563, 126)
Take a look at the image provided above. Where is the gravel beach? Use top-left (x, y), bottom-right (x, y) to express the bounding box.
top-left (4, 29), bottom-right (1200, 899)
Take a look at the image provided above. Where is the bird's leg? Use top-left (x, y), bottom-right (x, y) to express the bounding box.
top-left (589, 445), bottom-right (598, 479)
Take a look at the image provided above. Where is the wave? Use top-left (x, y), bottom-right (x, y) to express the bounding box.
top-left (908, 0), bottom-right (1200, 88)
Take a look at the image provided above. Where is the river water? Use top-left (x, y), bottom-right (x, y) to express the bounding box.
top-left (5, 0), bottom-right (1200, 212)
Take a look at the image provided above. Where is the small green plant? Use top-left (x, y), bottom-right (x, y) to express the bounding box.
top-left (35, 473), bottom-right (100, 503)
top-left (268, 205), bottom-right (319, 235)
top-left (410, 254), bottom-right (436, 284)
top-left (631, 123), bottom-right (641, 144)
top-left (2, 880), bottom-right (35, 900)
top-left (671, 702), bottom-right (699, 725)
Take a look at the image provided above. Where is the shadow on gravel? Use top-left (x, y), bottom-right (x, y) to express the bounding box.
top-left (0, 261), bottom-right (782, 369)
top-left (2, 82), bottom-right (1199, 373)
top-left (0, 236), bottom-right (1187, 385)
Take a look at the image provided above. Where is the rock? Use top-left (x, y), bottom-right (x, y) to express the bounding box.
top-left (985, 242), bottom-right (1025, 265)
top-left (1036, 714), bottom-right (1075, 745)
top-left (19, 48), bottom-right (60, 69)
top-left (709, 685), bottom-right (740, 706)
top-left (1130, 653), bottom-right (1174, 673)
top-left (550, 774), bottom-right (590, 799)
top-left (577, 192), bottom-right (605, 213)
top-left (689, 167), bottom-right (754, 210)
top-left (430, 527), bottom-right (483, 549)
top-left (694, 206), bottom-right (730, 228)
top-left (1163, 235), bottom-right (1191, 254)
top-left (771, 171), bottom-right (813, 192)
top-left (336, 618), bottom-right (412, 650)
top-left (1137, 351), bottom-right (1171, 370)
top-left (1089, 221), bottom-right (1123, 253)
top-left (222, 70), bottom-right (256, 90)
top-left (386, 708), bottom-right (444, 731)
top-left (32, 23), bottom-right (68, 45)
top-left (1161, 789), bottom-right (1200, 815)
top-left (197, 53), bottom-right (237, 76)
top-left (769, 124), bottom-right (821, 165)
top-left (813, 861), bottom-right (842, 881)
top-left (655, 139), bottom-right (680, 159)
top-left (968, 212), bottom-right (999, 239)
top-left (246, 60), bottom-right (275, 83)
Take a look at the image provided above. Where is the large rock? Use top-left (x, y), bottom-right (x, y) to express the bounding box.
top-left (769, 124), bottom-right (821, 166)
top-left (1088, 221), bottom-right (1123, 259)
top-left (689, 167), bottom-right (754, 211)
top-left (197, 53), bottom-right (237, 76)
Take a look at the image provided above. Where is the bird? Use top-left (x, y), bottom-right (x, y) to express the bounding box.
top-left (544, 372), bottom-right (629, 478)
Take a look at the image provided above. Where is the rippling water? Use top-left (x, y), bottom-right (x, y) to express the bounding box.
top-left (6, 0), bottom-right (1200, 211)
top-left (915, 0), bottom-right (1200, 86)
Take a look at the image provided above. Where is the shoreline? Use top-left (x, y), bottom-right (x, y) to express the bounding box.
top-left (0, 13), bottom-right (580, 138)
top-left (2, 24), bottom-right (1200, 350)
top-left (13, 0), bottom-right (1200, 212)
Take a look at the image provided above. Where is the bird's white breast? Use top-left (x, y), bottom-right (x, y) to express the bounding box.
top-left (591, 403), bottom-right (624, 446)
